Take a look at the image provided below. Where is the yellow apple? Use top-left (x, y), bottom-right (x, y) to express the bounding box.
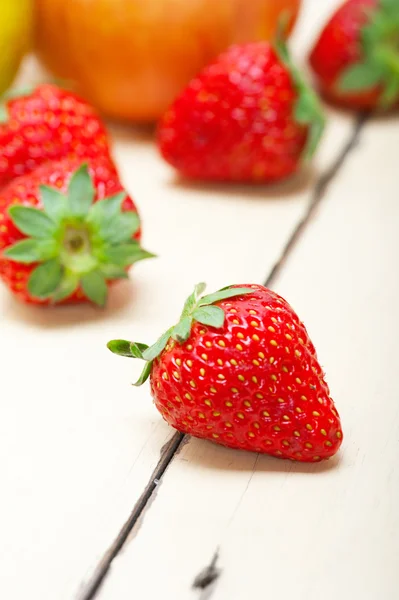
top-left (0, 0), bottom-right (32, 95)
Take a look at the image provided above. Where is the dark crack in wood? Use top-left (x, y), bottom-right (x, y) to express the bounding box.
top-left (76, 431), bottom-right (185, 600)
top-left (264, 113), bottom-right (367, 288)
top-left (192, 550), bottom-right (221, 591)
top-left (76, 113), bottom-right (367, 600)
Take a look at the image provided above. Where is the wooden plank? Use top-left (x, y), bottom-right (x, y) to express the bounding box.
top-left (95, 93), bottom-right (399, 600)
top-left (0, 6), bottom-right (343, 595)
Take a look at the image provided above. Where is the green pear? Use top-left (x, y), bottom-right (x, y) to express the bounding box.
top-left (0, 0), bottom-right (32, 95)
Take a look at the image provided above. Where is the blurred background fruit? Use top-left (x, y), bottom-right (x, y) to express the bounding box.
top-left (34, 0), bottom-right (301, 122)
top-left (0, 0), bottom-right (32, 95)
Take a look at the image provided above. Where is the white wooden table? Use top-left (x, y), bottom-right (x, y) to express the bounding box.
top-left (1, 1), bottom-right (398, 599)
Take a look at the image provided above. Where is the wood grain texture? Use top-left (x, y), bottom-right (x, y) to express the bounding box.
top-left (95, 87), bottom-right (399, 600)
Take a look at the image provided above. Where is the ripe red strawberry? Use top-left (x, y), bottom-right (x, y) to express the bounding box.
top-left (0, 156), bottom-right (154, 306)
top-left (0, 84), bottom-right (111, 188)
top-left (309, 0), bottom-right (399, 110)
top-left (108, 284), bottom-right (343, 462)
top-left (157, 40), bottom-right (325, 183)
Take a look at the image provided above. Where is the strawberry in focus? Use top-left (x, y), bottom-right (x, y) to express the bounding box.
top-left (0, 84), bottom-right (111, 187)
top-left (108, 284), bottom-right (343, 462)
top-left (0, 157), bottom-right (154, 305)
top-left (157, 40), bottom-right (325, 183)
top-left (309, 0), bottom-right (399, 110)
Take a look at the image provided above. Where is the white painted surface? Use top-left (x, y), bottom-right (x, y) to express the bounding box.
top-left (0, 141), bottom-right (321, 600)
top-left (97, 108), bottom-right (399, 599)
top-left (2, 1), bottom-right (392, 599)
top-left (0, 2), bottom-right (348, 596)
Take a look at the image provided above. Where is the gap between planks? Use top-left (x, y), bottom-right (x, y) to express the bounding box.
top-left (76, 113), bottom-right (367, 600)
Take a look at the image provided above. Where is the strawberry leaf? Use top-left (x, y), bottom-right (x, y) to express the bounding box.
top-left (142, 328), bottom-right (174, 362)
top-left (40, 185), bottom-right (68, 223)
top-left (87, 192), bottom-right (126, 225)
top-left (107, 339), bottom-right (149, 359)
top-left (294, 90), bottom-right (326, 159)
top-left (275, 35), bottom-right (325, 159)
top-left (99, 264), bottom-right (129, 280)
top-left (130, 342), bottom-right (149, 359)
top-left (68, 164), bottom-right (95, 217)
top-left (133, 361), bottom-right (153, 386)
top-left (28, 259), bottom-right (63, 299)
top-left (107, 340), bottom-right (148, 359)
top-left (193, 305), bottom-right (225, 328)
top-left (172, 316), bottom-right (193, 343)
top-left (9, 205), bottom-right (56, 238)
top-left (100, 212), bottom-right (140, 244)
top-left (181, 282), bottom-right (207, 317)
top-left (51, 274), bottom-right (79, 303)
top-left (194, 282), bottom-right (207, 298)
top-left (108, 339), bottom-right (133, 357)
top-left (4, 238), bottom-right (57, 263)
top-left (338, 62), bottom-right (383, 92)
top-left (102, 243), bottom-right (155, 267)
top-left (198, 287), bottom-right (253, 306)
top-left (108, 339), bottom-right (131, 357)
top-left (380, 0), bottom-right (399, 15)
top-left (345, 1), bottom-right (399, 107)
top-left (81, 271), bottom-right (107, 307)
top-left (381, 77), bottom-right (399, 106)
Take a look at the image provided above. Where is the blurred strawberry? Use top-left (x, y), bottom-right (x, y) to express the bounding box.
top-left (157, 40), bottom-right (325, 183)
top-left (0, 84), bottom-right (111, 187)
top-left (0, 156), bottom-right (154, 305)
top-left (309, 0), bottom-right (399, 110)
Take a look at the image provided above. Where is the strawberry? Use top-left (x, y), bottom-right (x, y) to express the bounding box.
top-left (0, 84), bottom-right (111, 188)
top-left (0, 157), bottom-right (154, 306)
top-left (108, 283), bottom-right (343, 462)
top-left (309, 0), bottom-right (399, 110)
top-left (157, 40), bottom-right (325, 183)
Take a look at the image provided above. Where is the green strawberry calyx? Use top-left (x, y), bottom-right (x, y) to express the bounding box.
top-left (338, 0), bottom-right (399, 107)
top-left (275, 33), bottom-right (326, 159)
top-left (3, 164), bottom-right (155, 306)
top-left (107, 283), bottom-right (254, 386)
